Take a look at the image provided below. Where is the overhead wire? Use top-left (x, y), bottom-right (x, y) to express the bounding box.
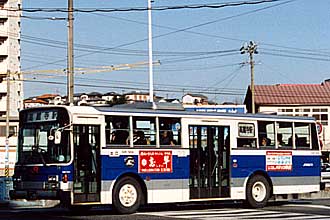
top-left (21, 0), bottom-right (295, 71)
top-left (14, 0), bottom-right (284, 13)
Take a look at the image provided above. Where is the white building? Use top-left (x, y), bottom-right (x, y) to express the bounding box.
top-left (182, 93), bottom-right (208, 105)
top-left (0, 0), bottom-right (23, 117)
top-left (0, 0), bottom-right (22, 178)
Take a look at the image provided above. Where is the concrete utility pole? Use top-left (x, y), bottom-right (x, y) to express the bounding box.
top-left (148, 0), bottom-right (154, 103)
top-left (67, 0), bottom-right (74, 105)
top-left (240, 41), bottom-right (258, 114)
top-left (5, 70), bottom-right (10, 178)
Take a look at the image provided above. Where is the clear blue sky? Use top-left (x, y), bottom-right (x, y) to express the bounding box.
top-left (21, 0), bottom-right (330, 103)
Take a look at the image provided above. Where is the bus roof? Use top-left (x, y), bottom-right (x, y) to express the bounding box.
top-left (21, 104), bottom-right (316, 123)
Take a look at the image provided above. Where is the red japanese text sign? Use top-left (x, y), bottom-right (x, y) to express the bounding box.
top-left (139, 150), bottom-right (173, 173)
top-left (266, 151), bottom-right (292, 171)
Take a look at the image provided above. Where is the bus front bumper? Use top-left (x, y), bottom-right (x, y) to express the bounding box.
top-left (9, 190), bottom-right (59, 200)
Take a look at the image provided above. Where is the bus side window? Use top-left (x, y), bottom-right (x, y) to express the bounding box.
top-left (311, 123), bottom-right (319, 150)
top-left (295, 122), bottom-right (311, 150)
top-left (133, 117), bottom-right (156, 146)
top-left (159, 117), bottom-right (181, 147)
top-left (237, 138), bottom-right (256, 148)
top-left (258, 121), bottom-right (275, 148)
top-left (105, 116), bottom-right (129, 146)
top-left (277, 122), bottom-right (293, 149)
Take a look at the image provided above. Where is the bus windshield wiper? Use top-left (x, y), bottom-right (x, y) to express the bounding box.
top-left (32, 146), bottom-right (47, 166)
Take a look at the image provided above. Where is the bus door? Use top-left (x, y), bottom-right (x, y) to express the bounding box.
top-left (73, 125), bottom-right (101, 203)
top-left (189, 125), bottom-right (230, 199)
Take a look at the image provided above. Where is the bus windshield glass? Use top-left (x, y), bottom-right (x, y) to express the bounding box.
top-left (17, 108), bottom-right (71, 165)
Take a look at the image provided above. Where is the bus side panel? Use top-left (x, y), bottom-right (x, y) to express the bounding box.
top-left (231, 150), bottom-right (321, 199)
top-left (271, 153), bottom-right (320, 194)
top-left (230, 154), bottom-right (265, 200)
top-left (100, 148), bottom-right (190, 204)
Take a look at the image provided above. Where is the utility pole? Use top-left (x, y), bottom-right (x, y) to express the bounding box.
top-left (148, 0), bottom-right (154, 103)
top-left (67, 0), bottom-right (74, 105)
top-left (5, 70), bottom-right (10, 178)
top-left (240, 41), bottom-right (258, 114)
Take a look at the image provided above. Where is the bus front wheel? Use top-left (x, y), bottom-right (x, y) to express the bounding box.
top-left (245, 175), bottom-right (270, 208)
top-left (112, 176), bottom-right (143, 214)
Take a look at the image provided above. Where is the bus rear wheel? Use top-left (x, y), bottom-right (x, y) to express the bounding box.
top-left (112, 176), bottom-right (143, 214)
top-left (245, 175), bottom-right (270, 208)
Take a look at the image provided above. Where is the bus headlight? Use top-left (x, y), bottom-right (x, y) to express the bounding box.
top-left (48, 175), bottom-right (58, 182)
top-left (13, 176), bottom-right (22, 182)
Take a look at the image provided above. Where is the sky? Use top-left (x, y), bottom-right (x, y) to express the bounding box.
top-left (20, 0), bottom-right (330, 103)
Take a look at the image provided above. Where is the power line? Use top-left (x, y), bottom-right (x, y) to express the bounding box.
top-left (17, 0), bottom-right (283, 13)
top-left (21, 78), bottom-right (330, 100)
top-left (263, 52), bottom-right (330, 62)
top-left (21, 0), bottom-right (295, 70)
top-left (21, 78), bottom-right (246, 96)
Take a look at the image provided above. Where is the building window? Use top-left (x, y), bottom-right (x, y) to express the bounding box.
top-left (313, 114), bottom-right (328, 125)
top-left (321, 114), bottom-right (328, 125)
top-left (0, 126), bottom-right (17, 137)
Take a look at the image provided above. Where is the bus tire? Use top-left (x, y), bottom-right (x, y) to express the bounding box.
top-left (112, 176), bottom-right (143, 214)
top-left (245, 175), bottom-right (270, 208)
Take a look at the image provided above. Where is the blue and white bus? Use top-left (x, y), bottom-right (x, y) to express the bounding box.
top-left (10, 104), bottom-right (321, 213)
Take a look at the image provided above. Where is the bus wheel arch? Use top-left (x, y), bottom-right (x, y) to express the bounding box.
top-left (112, 173), bottom-right (147, 214)
top-left (245, 171), bottom-right (272, 208)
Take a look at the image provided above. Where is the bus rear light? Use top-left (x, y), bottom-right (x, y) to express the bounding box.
top-left (62, 174), bottom-right (68, 183)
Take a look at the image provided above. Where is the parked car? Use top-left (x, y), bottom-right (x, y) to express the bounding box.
top-left (321, 163), bottom-right (330, 189)
top-left (322, 163), bottom-right (330, 172)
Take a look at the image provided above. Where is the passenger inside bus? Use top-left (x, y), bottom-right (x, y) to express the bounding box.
top-left (288, 134), bottom-right (299, 147)
top-left (111, 121), bottom-right (129, 144)
top-left (277, 133), bottom-right (284, 147)
top-left (133, 130), bottom-right (147, 145)
top-left (160, 130), bottom-right (175, 146)
top-left (260, 137), bottom-right (270, 147)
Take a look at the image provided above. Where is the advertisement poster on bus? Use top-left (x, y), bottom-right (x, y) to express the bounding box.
top-left (266, 151), bottom-right (292, 171)
top-left (139, 150), bottom-right (173, 173)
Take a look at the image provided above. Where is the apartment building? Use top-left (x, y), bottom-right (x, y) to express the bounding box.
top-left (0, 0), bottom-right (22, 177)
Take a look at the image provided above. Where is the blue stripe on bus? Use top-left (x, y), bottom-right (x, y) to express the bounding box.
top-left (231, 155), bottom-right (321, 178)
top-left (101, 155), bottom-right (190, 180)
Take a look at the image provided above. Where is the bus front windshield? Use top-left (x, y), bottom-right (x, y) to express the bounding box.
top-left (17, 108), bottom-right (71, 165)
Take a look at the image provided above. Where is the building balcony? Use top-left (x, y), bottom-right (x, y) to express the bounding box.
top-left (0, 42), bottom-right (8, 56)
top-left (0, 9), bottom-right (8, 19)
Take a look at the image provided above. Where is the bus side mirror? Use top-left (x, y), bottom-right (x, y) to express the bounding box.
top-left (54, 130), bottom-right (61, 144)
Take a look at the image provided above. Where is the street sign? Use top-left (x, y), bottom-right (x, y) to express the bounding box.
top-left (316, 122), bottom-right (323, 135)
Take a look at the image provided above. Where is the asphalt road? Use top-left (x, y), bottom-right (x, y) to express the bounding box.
top-left (1, 199), bottom-right (330, 220)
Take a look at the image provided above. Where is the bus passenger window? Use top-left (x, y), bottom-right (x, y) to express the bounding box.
top-left (258, 121), bottom-right (275, 148)
top-left (159, 118), bottom-right (181, 147)
top-left (294, 122), bottom-right (311, 150)
top-left (237, 138), bottom-right (256, 148)
top-left (276, 122), bottom-right (293, 149)
top-left (133, 117), bottom-right (156, 146)
top-left (105, 116), bottom-right (129, 146)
